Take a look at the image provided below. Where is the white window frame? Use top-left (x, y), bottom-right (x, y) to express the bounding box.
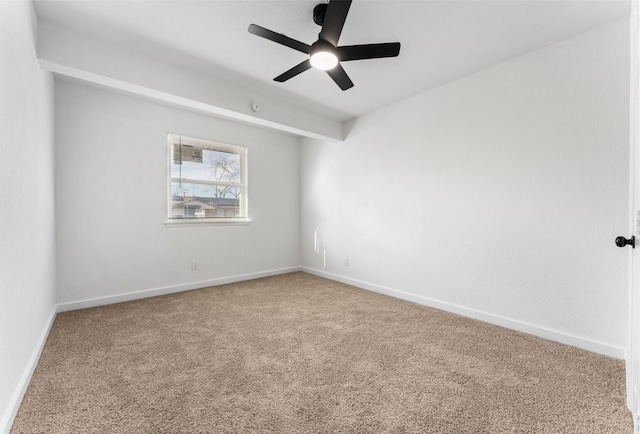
top-left (165, 133), bottom-right (249, 227)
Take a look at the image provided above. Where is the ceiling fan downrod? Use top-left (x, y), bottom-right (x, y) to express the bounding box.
top-left (313, 3), bottom-right (328, 26)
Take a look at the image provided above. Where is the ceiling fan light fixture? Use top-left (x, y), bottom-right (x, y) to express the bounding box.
top-left (310, 50), bottom-right (338, 70)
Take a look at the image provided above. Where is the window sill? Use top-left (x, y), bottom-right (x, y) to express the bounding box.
top-left (164, 218), bottom-right (251, 227)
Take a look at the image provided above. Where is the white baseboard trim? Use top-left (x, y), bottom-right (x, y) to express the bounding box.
top-left (1, 305), bottom-right (57, 434)
top-left (301, 267), bottom-right (625, 359)
top-left (56, 267), bottom-right (302, 313)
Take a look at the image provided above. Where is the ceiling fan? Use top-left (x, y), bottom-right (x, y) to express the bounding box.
top-left (248, 0), bottom-right (401, 91)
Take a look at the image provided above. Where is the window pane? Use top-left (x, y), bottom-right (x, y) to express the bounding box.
top-left (167, 134), bottom-right (247, 222)
top-left (171, 182), bottom-right (242, 218)
top-left (171, 146), bottom-right (240, 184)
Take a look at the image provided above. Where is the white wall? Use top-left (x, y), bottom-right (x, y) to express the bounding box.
top-left (55, 80), bottom-right (300, 306)
top-left (301, 19), bottom-right (630, 357)
top-left (0, 1), bottom-right (56, 432)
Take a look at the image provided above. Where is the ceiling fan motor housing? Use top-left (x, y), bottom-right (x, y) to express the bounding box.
top-left (311, 39), bottom-right (334, 55)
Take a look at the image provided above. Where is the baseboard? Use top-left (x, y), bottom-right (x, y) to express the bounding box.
top-left (301, 267), bottom-right (625, 359)
top-left (1, 305), bottom-right (57, 434)
top-left (56, 267), bottom-right (302, 313)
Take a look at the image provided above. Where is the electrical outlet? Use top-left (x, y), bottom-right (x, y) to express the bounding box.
top-left (344, 258), bottom-right (349, 267)
top-left (191, 260), bottom-right (199, 270)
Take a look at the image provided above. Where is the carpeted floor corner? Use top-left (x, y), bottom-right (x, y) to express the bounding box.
top-left (11, 272), bottom-right (632, 433)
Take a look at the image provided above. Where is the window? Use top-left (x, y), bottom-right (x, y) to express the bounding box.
top-left (167, 133), bottom-right (248, 224)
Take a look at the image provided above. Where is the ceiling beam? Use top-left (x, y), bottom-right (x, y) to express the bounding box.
top-left (37, 20), bottom-right (344, 143)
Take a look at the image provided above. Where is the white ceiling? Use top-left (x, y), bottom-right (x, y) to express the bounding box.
top-left (34, 0), bottom-right (630, 121)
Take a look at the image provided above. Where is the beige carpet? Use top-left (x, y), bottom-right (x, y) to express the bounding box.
top-left (11, 272), bottom-right (631, 433)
